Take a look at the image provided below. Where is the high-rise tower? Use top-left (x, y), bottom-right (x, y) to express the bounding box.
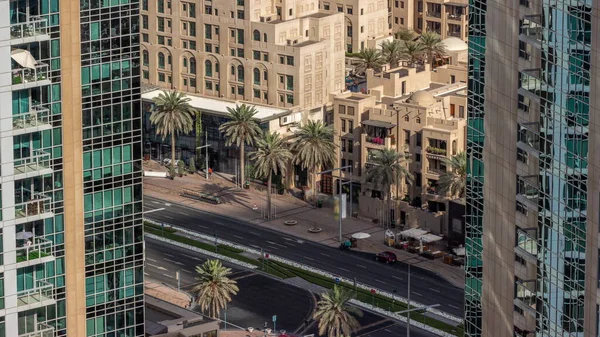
top-left (465, 0), bottom-right (599, 336)
top-left (0, 0), bottom-right (144, 335)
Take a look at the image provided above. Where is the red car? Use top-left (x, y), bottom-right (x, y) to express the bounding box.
top-left (376, 251), bottom-right (397, 263)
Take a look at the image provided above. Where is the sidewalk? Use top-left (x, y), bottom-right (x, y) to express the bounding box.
top-left (143, 163), bottom-right (465, 288)
top-left (145, 280), bottom-right (192, 308)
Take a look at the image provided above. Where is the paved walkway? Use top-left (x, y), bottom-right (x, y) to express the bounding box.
top-left (145, 280), bottom-right (192, 308)
top-left (143, 162), bottom-right (465, 288)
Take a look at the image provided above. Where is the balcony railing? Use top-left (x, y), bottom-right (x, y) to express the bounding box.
top-left (12, 63), bottom-right (49, 86)
top-left (15, 189), bottom-right (52, 219)
top-left (520, 16), bottom-right (542, 43)
top-left (10, 17), bottom-right (48, 40)
top-left (520, 69), bottom-right (548, 96)
top-left (15, 237), bottom-right (55, 263)
top-left (518, 123), bottom-right (540, 152)
top-left (17, 280), bottom-right (55, 308)
top-left (19, 323), bottom-right (55, 337)
top-left (446, 12), bottom-right (463, 20)
top-left (447, 31), bottom-right (461, 37)
top-left (425, 147), bottom-right (447, 160)
top-left (427, 167), bottom-right (447, 176)
top-left (13, 105), bottom-right (51, 131)
top-left (14, 150), bottom-right (53, 176)
top-left (426, 11), bottom-right (441, 18)
top-left (366, 136), bottom-right (385, 145)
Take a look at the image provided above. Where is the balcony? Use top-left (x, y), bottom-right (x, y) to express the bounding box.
top-left (447, 30), bottom-right (461, 38)
top-left (425, 146), bottom-right (447, 160)
top-left (517, 122), bottom-right (540, 155)
top-left (12, 64), bottom-right (51, 90)
top-left (514, 278), bottom-right (537, 315)
top-left (17, 280), bottom-right (56, 311)
top-left (12, 105), bottom-right (52, 136)
top-left (446, 12), bottom-right (464, 21)
top-left (520, 69), bottom-right (548, 98)
top-left (519, 15), bottom-right (542, 46)
top-left (14, 189), bottom-right (53, 225)
top-left (516, 175), bottom-right (539, 209)
top-left (14, 150), bottom-right (54, 180)
top-left (9, 17), bottom-right (50, 44)
top-left (15, 237), bottom-right (56, 267)
top-left (427, 167), bottom-right (447, 177)
top-left (19, 323), bottom-right (55, 337)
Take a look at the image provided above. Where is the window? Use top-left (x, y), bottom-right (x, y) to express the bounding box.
top-left (341, 119), bottom-right (346, 132)
top-left (324, 2), bottom-right (330, 9)
top-left (337, 5), bottom-right (343, 12)
top-left (263, 53), bottom-right (269, 62)
top-left (143, 70), bottom-right (149, 79)
top-left (395, 1), bottom-right (398, 7)
top-left (253, 30), bottom-right (260, 41)
top-left (253, 51), bottom-right (261, 60)
top-left (348, 106), bottom-right (355, 116)
top-left (190, 58), bottom-right (196, 73)
top-left (167, 55), bottom-right (172, 65)
top-left (190, 3), bottom-right (196, 17)
top-left (286, 75), bottom-right (293, 90)
top-left (348, 160), bottom-right (353, 173)
top-left (263, 71), bottom-right (268, 81)
top-left (183, 57), bottom-right (188, 68)
top-left (237, 48), bottom-right (244, 58)
top-left (205, 44), bottom-right (212, 52)
top-left (341, 159), bottom-right (346, 169)
top-left (254, 89), bottom-right (261, 98)
top-left (347, 139), bottom-right (353, 153)
top-left (142, 33), bottom-right (149, 42)
top-left (348, 120), bottom-right (353, 131)
top-left (237, 65), bottom-right (244, 81)
top-left (206, 81), bottom-right (213, 90)
top-left (339, 105), bottom-right (345, 114)
top-left (237, 10), bottom-right (245, 19)
top-left (264, 33), bottom-right (268, 42)
top-left (416, 132), bottom-right (422, 147)
top-left (289, 8), bottom-right (292, 15)
top-left (205, 5), bottom-right (212, 14)
top-left (286, 56), bottom-right (294, 65)
top-left (286, 94), bottom-right (294, 104)
top-left (238, 86), bottom-right (245, 95)
top-left (142, 15), bottom-right (148, 29)
top-left (347, 26), bottom-right (352, 37)
top-left (190, 41), bottom-right (196, 50)
top-left (205, 60), bottom-right (213, 76)
top-left (190, 22), bottom-right (196, 37)
top-left (158, 0), bottom-right (164, 12)
top-left (142, 50), bottom-right (149, 66)
top-left (157, 35), bottom-right (165, 45)
top-left (237, 29), bottom-right (245, 44)
top-left (404, 130), bottom-right (410, 145)
top-left (341, 140), bottom-right (347, 152)
top-left (400, 1), bottom-right (404, 8)
top-left (158, 53), bottom-right (165, 69)
top-left (142, 0), bottom-right (148, 10)
top-left (253, 68), bottom-right (260, 85)
top-left (347, 6), bottom-right (352, 14)
top-left (415, 153), bottom-right (421, 162)
top-left (158, 17), bottom-right (165, 32)
top-left (205, 25), bottom-right (213, 39)
top-left (415, 117), bottom-right (421, 124)
top-left (191, 78), bottom-right (197, 87)
top-left (158, 73), bottom-right (165, 82)
top-left (459, 105), bottom-right (465, 118)
top-left (450, 75), bottom-right (456, 83)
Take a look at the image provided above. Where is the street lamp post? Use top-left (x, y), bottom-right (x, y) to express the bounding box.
top-left (407, 264), bottom-right (411, 337)
top-left (395, 303), bottom-right (441, 337)
top-left (316, 165), bottom-right (352, 242)
top-left (196, 132), bottom-right (211, 180)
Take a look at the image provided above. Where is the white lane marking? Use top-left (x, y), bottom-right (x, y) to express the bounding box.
top-left (249, 231), bottom-right (260, 236)
top-left (266, 241), bottom-right (287, 248)
top-left (162, 273), bottom-right (174, 279)
top-left (284, 242), bottom-right (296, 247)
top-left (297, 240), bottom-right (304, 244)
top-left (147, 263), bottom-right (167, 271)
top-left (181, 212), bottom-right (190, 216)
top-left (449, 304), bottom-right (461, 310)
top-left (144, 272), bottom-right (150, 276)
top-left (144, 208), bottom-right (165, 214)
top-left (164, 253), bottom-right (174, 257)
top-left (267, 245), bottom-right (278, 250)
top-left (165, 215), bottom-right (174, 219)
top-left (181, 269), bottom-right (193, 274)
top-left (283, 237), bottom-right (294, 241)
top-left (197, 224), bottom-right (208, 229)
top-left (384, 329), bottom-right (392, 333)
top-left (152, 201), bottom-right (161, 204)
top-left (183, 254), bottom-right (201, 261)
top-left (233, 235), bottom-right (244, 239)
top-left (357, 264), bottom-right (368, 269)
top-left (147, 258), bottom-right (157, 262)
top-left (164, 203), bottom-right (171, 206)
top-left (303, 256), bottom-right (314, 261)
top-left (320, 253), bottom-right (330, 257)
top-left (215, 222), bottom-right (224, 226)
top-left (250, 244), bottom-right (261, 249)
top-left (412, 292), bottom-right (423, 297)
top-left (338, 267), bottom-right (350, 272)
top-left (429, 288), bottom-right (440, 293)
top-left (164, 258), bottom-right (185, 266)
top-left (374, 279), bottom-right (386, 284)
top-left (392, 276), bottom-right (404, 281)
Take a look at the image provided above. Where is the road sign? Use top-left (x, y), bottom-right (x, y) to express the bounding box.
top-left (335, 277), bottom-right (340, 284)
top-left (370, 289), bottom-right (376, 294)
top-left (272, 315), bottom-right (277, 322)
top-left (265, 253), bottom-right (270, 259)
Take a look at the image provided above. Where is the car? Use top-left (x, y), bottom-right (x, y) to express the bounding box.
top-left (376, 251), bottom-right (397, 264)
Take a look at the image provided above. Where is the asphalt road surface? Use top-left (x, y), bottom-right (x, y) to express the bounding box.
top-left (146, 239), bottom-right (439, 337)
top-left (144, 195), bottom-right (464, 317)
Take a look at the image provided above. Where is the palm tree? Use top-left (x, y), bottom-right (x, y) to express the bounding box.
top-left (314, 285), bottom-right (363, 337)
top-left (191, 259), bottom-right (239, 318)
top-left (400, 40), bottom-right (425, 67)
top-left (150, 91), bottom-right (196, 172)
top-left (438, 151), bottom-right (466, 198)
top-left (250, 131), bottom-right (292, 219)
top-left (290, 120), bottom-right (337, 206)
top-left (364, 148), bottom-right (414, 227)
top-left (219, 104), bottom-right (262, 186)
top-left (395, 27), bottom-right (415, 41)
top-left (419, 31), bottom-right (447, 66)
top-left (380, 39), bottom-right (404, 68)
top-left (355, 48), bottom-right (384, 73)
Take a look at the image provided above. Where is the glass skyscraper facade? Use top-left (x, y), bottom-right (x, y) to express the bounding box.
top-left (465, 0), bottom-right (597, 336)
top-left (0, 0), bottom-right (144, 334)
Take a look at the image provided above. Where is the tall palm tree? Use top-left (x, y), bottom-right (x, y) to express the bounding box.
top-left (400, 40), bottom-right (425, 67)
top-left (438, 151), bottom-right (466, 198)
top-left (290, 120), bottom-right (337, 206)
top-left (365, 148), bottom-right (414, 227)
top-left (191, 259), bottom-right (239, 318)
top-left (355, 48), bottom-right (384, 73)
top-left (395, 27), bottom-right (415, 41)
top-left (250, 131), bottom-right (292, 219)
top-left (150, 91), bottom-right (196, 172)
top-left (419, 31), bottom-right (447, 66)
top-left (380, 39), bottom-right (404, 68)
top-left (219, 104), bottom-right (262, 186)
top-left (314, 285), bottom-right (363, 337)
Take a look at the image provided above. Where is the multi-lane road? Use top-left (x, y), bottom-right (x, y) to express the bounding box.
top-left (144, 195), bottom-right (464, 318)
top-left (146, 238), bottom-right (439, 337)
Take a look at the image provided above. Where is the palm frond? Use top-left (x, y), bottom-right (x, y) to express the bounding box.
top-left (314, 285), bottom-right (363, 337)
top-left (438, 152), bottom-right (466, 198)
top-left (249, 131), bottom-right (293, 180)
top-left (355, 48), bottom-right (384, 73)
top-left (150, 90), bottom-right (196, 140)
top-left (191, 259), bottom-right (239, 318)
top-left (364, 148), bottom-right (414, 195)
top-left (219, 104), bottom-right (262, 147)
top-left (290, 120), bottom-right (336, 176)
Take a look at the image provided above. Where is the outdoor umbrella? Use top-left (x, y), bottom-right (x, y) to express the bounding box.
top-left (16, 231), bottom-right (34, 240)
top-left (11, 49), bottom-right (37, 69)
top-left (351, 232), bottom-right (371, 239)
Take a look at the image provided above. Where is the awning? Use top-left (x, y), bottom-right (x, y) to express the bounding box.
top-left (399, 228), bottom-right (429, 239)
top-left (453, 247), bottom-right (465, 256)
top-left (420, 233), bottom-right (443, 243)
top-left (444, 2), bottom-right (468, 7)
top-left (361, 120), bottom-right (396, 128)
top-left (11, 49), bottom-right (38, 69)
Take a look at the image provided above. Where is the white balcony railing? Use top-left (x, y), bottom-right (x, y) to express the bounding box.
top-left (12, 63), bottom-right (49, 86)
top-left (14, 150), bottom-right (53, 176)
top-left (14, 189), bottom-right (52, 219)
top-left (19, 323), bottom-right (55, 337)
top-left (15, 237), bottom-right (55, 263)
top-left (17, 280), bottom-right (55, 308)
top-left (13, 105), bottom-right (51, 130)
top-left (10, 17), bottom-right (48, 40)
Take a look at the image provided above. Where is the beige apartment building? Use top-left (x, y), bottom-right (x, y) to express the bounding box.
top-left (329, 37), bottom-right (467, 235)
top-left (390, 0), bottom-right (467, 41)
top-left (141, 0), bottom-right (346, 112)
top-left (318, 0), bottom-right (391, 52)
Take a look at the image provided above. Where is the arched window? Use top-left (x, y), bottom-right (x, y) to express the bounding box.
top-left (263, 33), bottom-right (268, 42)
top-left (253, 29), bottom-right (260, 41)
top-left (190, 57), bottom-right (196, 74)
top-left (143, 50), bottom-right (149, 66)
top-left (415, 117), bottom-right (421, 124)
top-left (237, 65), bottom-right (244, 81)
top-left (205, 60), bottom-right (213, 77)
top-left (158, 52), bottom-right (165, 69)
top-left (183, 57), bottom-right (188, 68)
top-left (253, 68), bottom-right (260, 85)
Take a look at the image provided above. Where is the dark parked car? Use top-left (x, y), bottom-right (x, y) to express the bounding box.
top-left (376, 251), bottom-right (397, 263)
